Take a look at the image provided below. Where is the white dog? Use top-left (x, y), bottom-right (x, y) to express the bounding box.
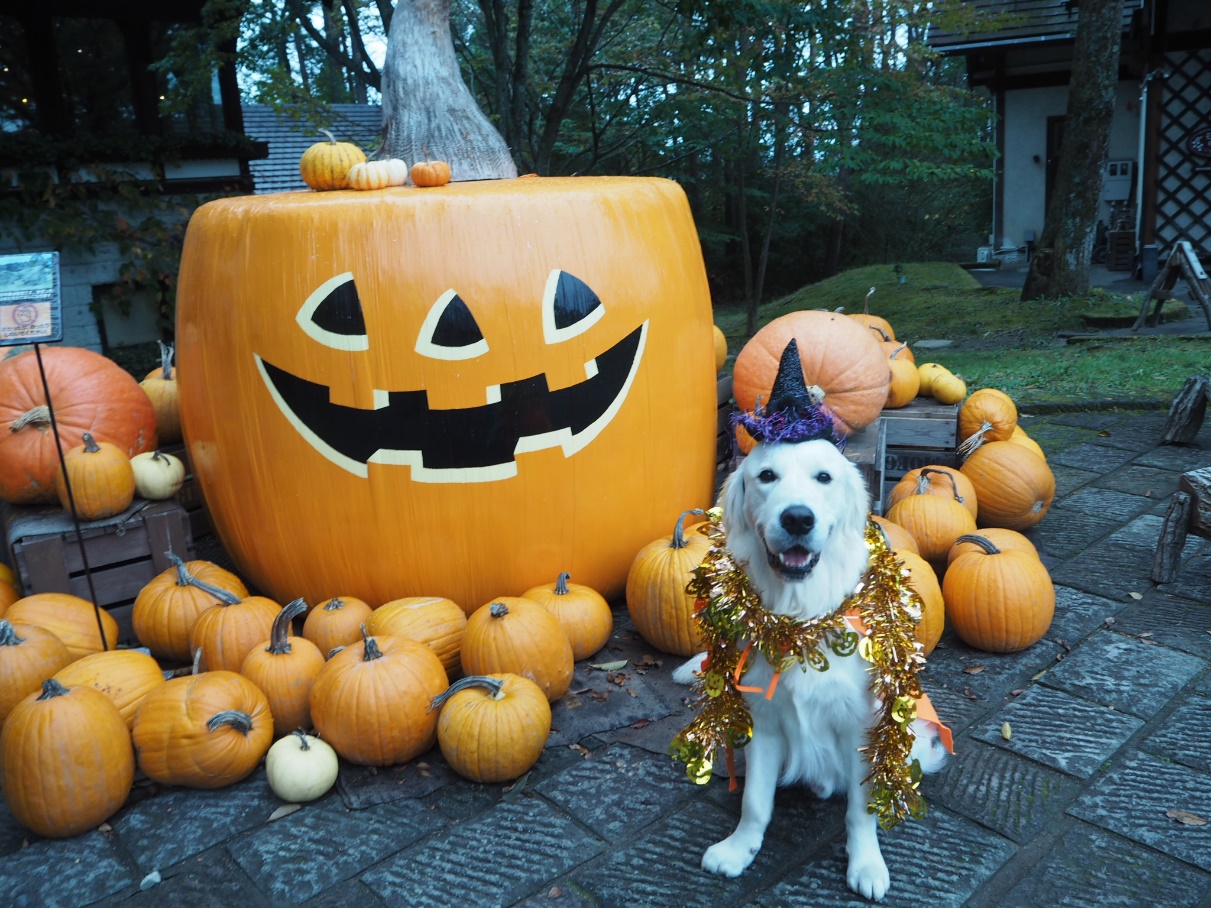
top-left (675, 436), bottom-right (948, 901)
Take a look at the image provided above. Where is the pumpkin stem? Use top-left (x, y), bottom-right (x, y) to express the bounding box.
top-left (192, 647), bottom-right (204, 674)
top-left (9, 405), bottom-right (52, 432)
top-left (954, 534), bottom-right (1001, 555)
top-left (870, 325), bottom-right (891, 342)
top-left (319, 128), bottom-right (338, 145)
top-left (554, 572), bottom-right (571, 596)
top-left (360, 623), bottom-right (383, 661)
top-left (0, 620), bottom-right (26, 647)
top-left (158, 340), bottom-right (175, 381)
top-left (37, 678), bottom-right (70, 700)
top-left (890, 342), bottom-right (909, 360)
top-left (429, 675), bottom-right (505, 712)
top-left (164, 551), bottom-right (242, 604)
top-left (327, 645), bottom-right (346, 659)
top-left (918, 467), bottom-right (964, 504)
top-left (864, 286), bottom-right (875, 314)
top-left (81, 432), bottom-right (101, 454)
top-left (488, 602), bottom-right (509, 619)
top-left (266, 598), bottom-right (307, 655)
top-left (671, 509), bottom-right (706, 549)
top-left (207, 710), bottom-right (254, 736)
top-left (957, 422), bottom-right (994, 459)
top-left (322, 597), bottom-right (346, 611)
top-left (291, 729), bottom-right (312, 751)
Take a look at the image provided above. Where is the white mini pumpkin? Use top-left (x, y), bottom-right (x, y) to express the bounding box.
top-left (347, 158), bottom-right (409, 191)
top-left (265, 731), bottom-right (339, 802)
top-left (129, 450), bottom-right (186, 500)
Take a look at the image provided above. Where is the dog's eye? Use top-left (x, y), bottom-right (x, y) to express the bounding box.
top-left (815, 471), bottom-right (832, 484)
top-left (757, 469), bottom-right (778, 483)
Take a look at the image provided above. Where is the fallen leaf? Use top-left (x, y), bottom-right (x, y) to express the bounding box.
top-left (627, 688), bottom-right (638, 698)
top-left (634, 655), bottom-right (664, 668)
top-left (631, 718), bottom-right (651, 729)
top-left (590, 689), bottom-right (609, 702)
top-left (606, 672), bottom-right (631, 686)
top-left (548, 886), bottom-right (564, 899)
top-left (563, 697), bottom-right (583, 710)
top-left (1128, 592), bottom-right (1143, 600)
top-left (963, 688), bottom-right (979, 701)
top-left (1010, 688), bottom-right (1025, 696)
top-left (1097, 430), bottom-right (1111, 437)
top-left (97, 822), bottom-right (113, 835)
top-left (571, 687), bottom-right (593, 695)
top-left (1031, 670), bottom-right (1049, 681)
top-left (1166, 809), bottom-right (1208, 826)
top-left (963, 665), bottom-right (986, 675)
top-left (1001, 722), bottom-right (1012, 740)
top-left (503, 772), bottom-right (530, 796)
top-left (268, 804), bottom-right (302, 822)
top-left (591, 660), bottom-right (628, 671)
top-left (139, 871), bottom-right (162, 891)
top-left (569, 744), bottom-right (590, 757)
top-left (1137, 632), bottom-right (1153, 638)
top-left (1104, 617), bottom-right (1117, 627)
top-left (1058, 639), bottom-right (1071, 652)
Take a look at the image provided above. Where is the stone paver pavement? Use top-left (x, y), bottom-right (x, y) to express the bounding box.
top-left (1, 405), bottom-right (1209, 908)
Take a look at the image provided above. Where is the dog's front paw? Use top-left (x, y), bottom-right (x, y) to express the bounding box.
top-left (702, 834), bottom-right (760, 877)
top-left (846, 851), bottom-right (890, 901)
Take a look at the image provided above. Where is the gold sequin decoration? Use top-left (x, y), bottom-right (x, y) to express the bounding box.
top-left (668, 511), bottom-right (930, 830)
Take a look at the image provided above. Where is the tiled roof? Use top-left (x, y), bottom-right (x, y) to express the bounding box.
top-left (929, 0), bottom-right (1142, 52)
top-left (241, 104), bottom-right (382, 194)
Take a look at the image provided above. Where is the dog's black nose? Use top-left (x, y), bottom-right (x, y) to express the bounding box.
top-left (780, 506), bottom-right (815, 536)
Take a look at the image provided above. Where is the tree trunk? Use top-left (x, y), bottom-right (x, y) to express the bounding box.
top-left (1021, 0), bottom-right (1122, 300)
top-left (380, 0), bottom-right (518, 180)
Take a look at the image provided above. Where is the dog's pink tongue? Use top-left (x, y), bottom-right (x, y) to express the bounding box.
top-left (781, 548), bottom-right (813, 568)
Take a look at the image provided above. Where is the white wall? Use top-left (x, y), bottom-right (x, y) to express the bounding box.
top-left (1000, 81), bottom-right (1141, 250)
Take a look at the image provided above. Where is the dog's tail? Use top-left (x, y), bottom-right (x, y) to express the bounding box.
top-left (909, 719), bottom-right (950, 774)
top-left (671, 652), bottom-right (707, 685)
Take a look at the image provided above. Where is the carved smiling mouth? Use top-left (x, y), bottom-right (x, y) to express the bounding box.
top-left (766, 543), bottom-right (821, 579)
top-left (256, 322), bottom-right (647, 483)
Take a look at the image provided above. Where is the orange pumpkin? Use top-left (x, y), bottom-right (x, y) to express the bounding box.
top-left (303, 596), bottom-right (374, 657)
top-left (1, 679), bottom-right (134, 837)
top-left (733, 310), bottom-right (889, 444)
top-left (410, 158), bottom-right (452, 187)
top-left (520, 572), bottom-right (614, 662)
top-left (884, 489), bottom-right (976, 567)
top-left (0, 620), bottom-right (73, 725)
top-left (943, 534), bottom-right (1054, 652)
top-left (52, 649), bottom-right (165, 729)
top-left (0, 346), bottom-right (157, 504)
top-left (958, 388), bottom-right (1018, 455)
top-left (299, 129), bottom-right (366, 191)
top-left (847, 289), bottom-right (895, 340)
top-left (240, 598), bottom-right (326, 736)
top-left (132, 669), bottom-right (274, 787)
top-left (175, 177), bottom-right (716, 611)
top-left (869, 515), bottom-right (920, 556)
top-left (140, 341), bottom-right (182, 443)
top-left (885, 345), bottom-right (920, 409)
top-left (309, 628), bottom-right (448, 766)
top-left (0, 579), bottom-right (18, 615)
top-left (948, 529), bottom-right (1039, 565)
top-left (365, 596), bottom-right (467, 678)
top-left (895, 549), bottom-right (944, 655)
top-left (433, 673), bottom-right (551, 783)
top-left (6, 593), bottom-right (119, 661)
top-left (190, 591), bottom-right (282, 673)
top-left (1008, 425), bottom-right (1046, 460)
top-left (625, 509), bottom-right (710, 656)
top-left (886, 466), bottom-right (978, 521)
top-left (712, 325), bottom-right (728, 372)
top-left (961, 441), bottom-right (1055, 531)
top-left (461, 598), bottom-right (574, 702)
top-left (55, 432), bottom-right (136, 520)
top-left (132, 555), bottom-right (250, 664)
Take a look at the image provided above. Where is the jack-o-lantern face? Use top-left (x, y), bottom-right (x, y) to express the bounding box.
top-left (176, 177), bottom-right (716, 609)
top-left (257, 269), bottom-right (646, 482)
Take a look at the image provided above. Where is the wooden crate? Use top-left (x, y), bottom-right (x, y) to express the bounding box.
top-left (879, 397), bottom-right (961, 509)
top-left (716, 374), bottom-right (735, 473)
top-left (3, 499), bottom-right (194, 645)
top-left (844, 419), bottom-right (887, 515)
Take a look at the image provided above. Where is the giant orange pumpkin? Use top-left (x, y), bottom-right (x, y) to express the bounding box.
top-left (732, 310), bottom-right (889, 439)
top-left (175, 178), bottom-right (716, 609)
top-left (0, 346), bottom-right (157, 504)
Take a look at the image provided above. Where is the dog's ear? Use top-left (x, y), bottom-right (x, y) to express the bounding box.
top-left (721, 469), bottom-right (746, 537)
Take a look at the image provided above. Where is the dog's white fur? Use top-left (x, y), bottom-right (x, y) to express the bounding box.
top-left (674, 438), bottom-right (947, 901)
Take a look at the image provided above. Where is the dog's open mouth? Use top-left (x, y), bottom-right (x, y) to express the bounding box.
top-left (767, 544), bottom-right (821, 579)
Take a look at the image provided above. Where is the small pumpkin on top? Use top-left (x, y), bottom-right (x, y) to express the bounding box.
top-left (411, 150), bottom-right (452, 187)
top-left (347, 156), bottom-right (409, 191)
top-left (140, 341), bottom-right (181, 443)
top-left (56, 432), bottom-right (135, 520)
top-left (130, 449), bottom-right (186, 501)
top-left (299, 129), bottom-right (366, 191)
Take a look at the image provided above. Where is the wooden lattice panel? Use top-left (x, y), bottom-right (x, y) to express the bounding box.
top-left (1156, 49), bottom-right (1211, 254)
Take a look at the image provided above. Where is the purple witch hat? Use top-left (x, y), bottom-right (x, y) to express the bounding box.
top-left (733, 339), bottom-right (845, 448)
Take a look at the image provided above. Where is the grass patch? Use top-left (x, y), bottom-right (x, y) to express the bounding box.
top-left (713, 261), bottom-right (1206, 403)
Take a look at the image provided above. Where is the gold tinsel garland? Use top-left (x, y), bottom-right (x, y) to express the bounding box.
top-left (668, 508), bottom-right (930, 829)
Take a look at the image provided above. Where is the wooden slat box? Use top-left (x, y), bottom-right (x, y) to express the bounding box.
top-left (844, 419), bottom-right (887, 515)
top-left (881, 398), bottom-right (960, 479)
top-left (3, 499), bottom-right (194, 645)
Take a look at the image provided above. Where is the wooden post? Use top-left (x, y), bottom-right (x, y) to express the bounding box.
top-left (1151, 491), bottom-right (1191, 584)
top-left (1160, 376), bottom-right (1209, 445)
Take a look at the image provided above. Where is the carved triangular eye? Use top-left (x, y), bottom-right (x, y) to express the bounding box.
top-left (416, 290), bottom-right (489, 360)
top-left (542, 270), bottom-right (604, 344)
top-left (296, 273), bottom-right (368, 351)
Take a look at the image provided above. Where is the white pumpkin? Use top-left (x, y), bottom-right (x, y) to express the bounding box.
top-left (347, 158), bottom-right (408, 191)
top-left (129, 450), bottom-right (186, 500)
top-left (265, 732), bottom-right (339, 802)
